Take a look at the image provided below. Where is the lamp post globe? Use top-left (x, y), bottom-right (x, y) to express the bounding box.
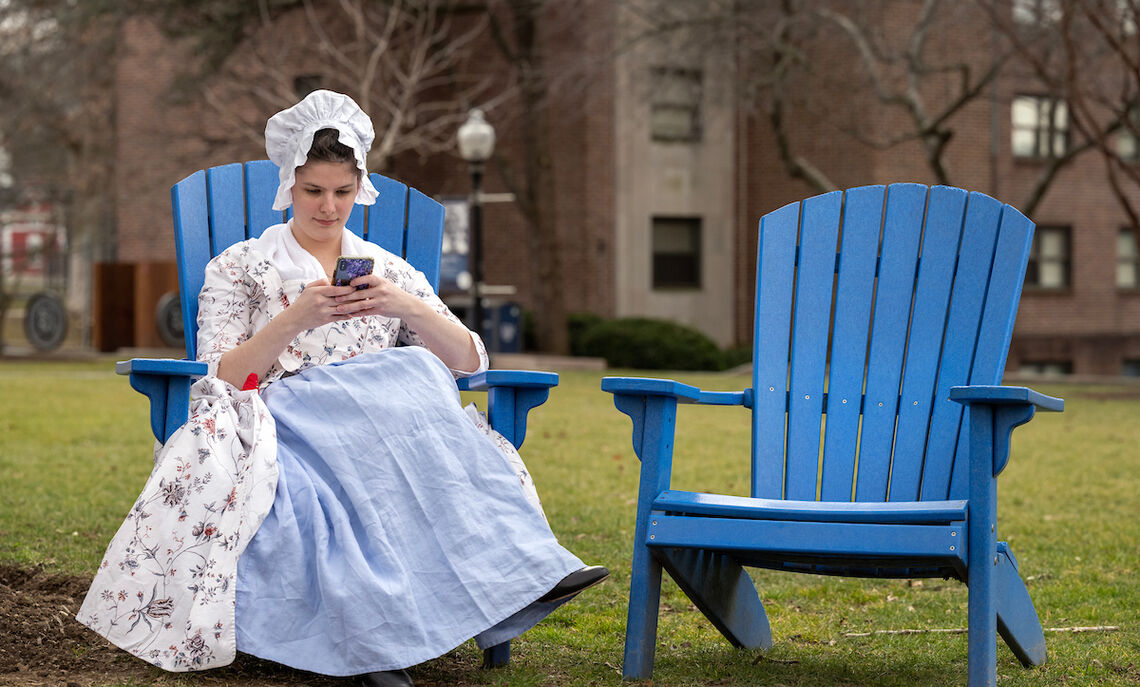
top-left (457, 109), bottom-right (495, 336)
top-left (458, 108), bottom-right (495, 163)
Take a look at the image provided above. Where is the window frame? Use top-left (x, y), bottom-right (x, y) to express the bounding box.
top-left (1012, 0), bottom-right (1062, 25)
top-left (1118, 225), bottom-right (1140, 290)
top-left (1119, 0), bottom-right (1138, 36)
top-left (1024, 224), bottom-right (1071, 291)
top-left (649, 65), bottom-right (704, 143)
top-left (1018, 360), bottom-right (1073, 376)
top-left (1115, 108), bottom-right (1140, 162)
top-left (651, 215), bottom-right (703, 290)
top-left (1011, 94), bottom-right (1069, 159)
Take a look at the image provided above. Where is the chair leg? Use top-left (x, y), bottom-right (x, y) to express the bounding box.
top-left (482, 641), bottom-right (510, 669)
top-left (657, 548), bottom-right (772, 650)
top-left (995, 544), bottom-right (1046, 667)
top-left (622, 539), bottom-right (663, 680)
top-left (966, 406), bottom-right (998, 687)
top-left (967, 538), bottom-right (997, 687)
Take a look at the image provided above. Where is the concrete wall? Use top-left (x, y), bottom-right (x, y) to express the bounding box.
top-left (613, 9), bottom-right (737, 346)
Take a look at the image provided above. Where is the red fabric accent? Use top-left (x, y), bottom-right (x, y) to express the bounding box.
top-left (242, 373), bottom-right (260, 391)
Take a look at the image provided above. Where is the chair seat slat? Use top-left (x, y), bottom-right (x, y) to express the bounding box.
top-left (786, 192), bottom-right (842, 500)
top-left (889, 186), bottom-right (968, 501)
top-left (243, 161), bottom-right (283, 239)
top-left (647, 514), bottom-right (965, 564)
top-left (366, 173), bottom-right (408, 253)
top-left (821, 186), bottom-right (885, 500)
top-left (752, 200), bottom-right (803, 498)
top-left (654, 490), bottom-right (967, 524)
top-left (922, 193), bottom-right (1004, 499)
top-left (406, 188), bottom-right (446, 292)
top-left (171, 172), bottom-right (211, 361)
top-left (207, 164), bottom-right (248, 255)
top-left (948, 206), bottom-right (1036, 497)
top-left (855, 184), bottom-right (928, 501)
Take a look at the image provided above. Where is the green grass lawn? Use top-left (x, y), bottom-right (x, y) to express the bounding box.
top-left (1, 360), bottom-right (1137, 685)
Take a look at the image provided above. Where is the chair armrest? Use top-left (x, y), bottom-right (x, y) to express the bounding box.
top-left (115, 358), bottom-right (210, 378)
top-left (116, 358), bottom-right (209, 443)
top-left (457, 370), bottom-right (560, 451)
top-left (949, 385), bottom-right (1064, 477)
top-left (602, 377), bottom-right (749, 479)
top-left (601, 376), bottom-right (750, 406)
top-left (456, 369), bottom-right (558, 391)
top-left (948, 385), bottom-right (1064, 412)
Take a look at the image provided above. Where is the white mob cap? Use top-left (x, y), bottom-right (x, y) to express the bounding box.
top-left (264, 89), bottom-right (380, 211)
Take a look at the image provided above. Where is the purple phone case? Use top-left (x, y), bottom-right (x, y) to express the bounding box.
top-left (333, 256), bottom-right (374, 288)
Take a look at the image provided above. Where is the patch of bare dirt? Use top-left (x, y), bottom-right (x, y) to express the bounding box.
top-left (0, 565), bottom-right (479, 686)
top-left (0, 564), bottom-right (135, 684)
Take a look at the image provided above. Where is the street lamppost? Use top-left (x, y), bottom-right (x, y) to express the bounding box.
top-left (457, 108), bottom-right (495, 335)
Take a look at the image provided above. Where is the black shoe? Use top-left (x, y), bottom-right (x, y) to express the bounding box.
top-left (356, 669), bottom-right (414, 687)
top-left (538, 565), bottom-right (610, 603)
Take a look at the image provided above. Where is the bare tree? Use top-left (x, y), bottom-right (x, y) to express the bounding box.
top-left (984, 0), bottom-right (1140, 226)
top-left (619, 0), bottom-right (1085, 215)
top-left (0, 0), bottom-right (121, 353)
top-left (148, 0), bottom-right (494, 173)
top-left (817, 1), bottom-right (1006, 184)
top-left (481, 0), bottom-right (570, 354)
top-left (161, 0), bottom-right (592, 352)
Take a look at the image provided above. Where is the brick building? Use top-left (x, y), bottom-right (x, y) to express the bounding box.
top-left (105, 2), bottom-right (1140, 375)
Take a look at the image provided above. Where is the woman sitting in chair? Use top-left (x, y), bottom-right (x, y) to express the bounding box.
top-left (78, 90), bottom-right (606, 687)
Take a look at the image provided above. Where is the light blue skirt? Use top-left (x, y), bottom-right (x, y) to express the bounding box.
top-left (234, 347), bottom-right (583, 676)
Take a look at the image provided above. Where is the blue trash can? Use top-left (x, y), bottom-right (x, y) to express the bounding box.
top-left (482, 302), bottom-right (522, 354)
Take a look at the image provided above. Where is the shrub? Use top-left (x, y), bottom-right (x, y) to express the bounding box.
top-left (721, 345), bottom-right (752, 371)
top-left (576, 317), bottom-right (724, 371)
top-left (567, 311), bottom-right (605, 355)
top-left (522, 309), bottom-right (538, 351)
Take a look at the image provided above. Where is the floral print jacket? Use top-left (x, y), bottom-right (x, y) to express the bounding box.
top-left (76, 378), bottom-right (278, 671)
top-left (195, 227), bottom-right (489, 384)
top-left (76, 230), bottom-right (498, 671)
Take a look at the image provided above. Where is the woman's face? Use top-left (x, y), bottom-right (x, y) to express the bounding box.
top-left (290, 160), bottom-right (360, 251)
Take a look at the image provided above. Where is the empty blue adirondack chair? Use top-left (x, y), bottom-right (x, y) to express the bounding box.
top-left (117, 159), bottom-right (558, 669)
top-left (603, 184), bottom-right (1063, 686)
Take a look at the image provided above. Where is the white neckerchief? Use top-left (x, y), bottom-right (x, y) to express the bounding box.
top-left (251, 221), bottom-right (381, 282)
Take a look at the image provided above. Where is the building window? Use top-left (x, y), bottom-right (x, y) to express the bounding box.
top-left (1116, 109), bottom-right (1140, 160)
top-left (1019, 360), bottom-right (1072, 376)
top-left (650, 66), bottom-right (702, 142)
top-left (1026, 225), bottom-right (1070, 289)
top-left (1123, 0), bottom-right (1139, 35)
top-left (1119, 227), bottom-right (1140, 288)
top-left (1012, 95), bottom-right (1068, 158)
top-left (652, 216), bottom-right (701, 289)
top-left (1123, 359), bottom-right (1140, 376)
top-left (294, 74), bottom-right (323, 98)
top-left (1012, 0), bottom-right (1061, 24)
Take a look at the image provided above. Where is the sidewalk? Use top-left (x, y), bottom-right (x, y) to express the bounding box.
top-left (492, 352), bottom-right (605, 371)
top-left (0, 344), bottom-right (105, 361)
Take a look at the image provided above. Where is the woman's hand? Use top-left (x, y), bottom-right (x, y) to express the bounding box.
top-left (335, 273), bottom-right (481, 373)
top-left (331, 274), bottom-right (418, 320)
top-left (215, 278), bottom-right (354, 387)
top-left (283, 278), bottom-right (359, 330)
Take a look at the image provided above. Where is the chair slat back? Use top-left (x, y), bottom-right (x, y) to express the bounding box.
top-left (171, 160), bottom-right (444, 361)
top-left (751, 183), bottom-right (1034, 503)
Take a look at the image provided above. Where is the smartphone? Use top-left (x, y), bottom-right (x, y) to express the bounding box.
top-left (332, 255), bottom-right (375, 289)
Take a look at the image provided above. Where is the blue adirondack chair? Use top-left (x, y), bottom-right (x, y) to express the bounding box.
top-left (116, 159), bottom-right (558, 669)
top-left (603, 184), bottom-right (1063, 686)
